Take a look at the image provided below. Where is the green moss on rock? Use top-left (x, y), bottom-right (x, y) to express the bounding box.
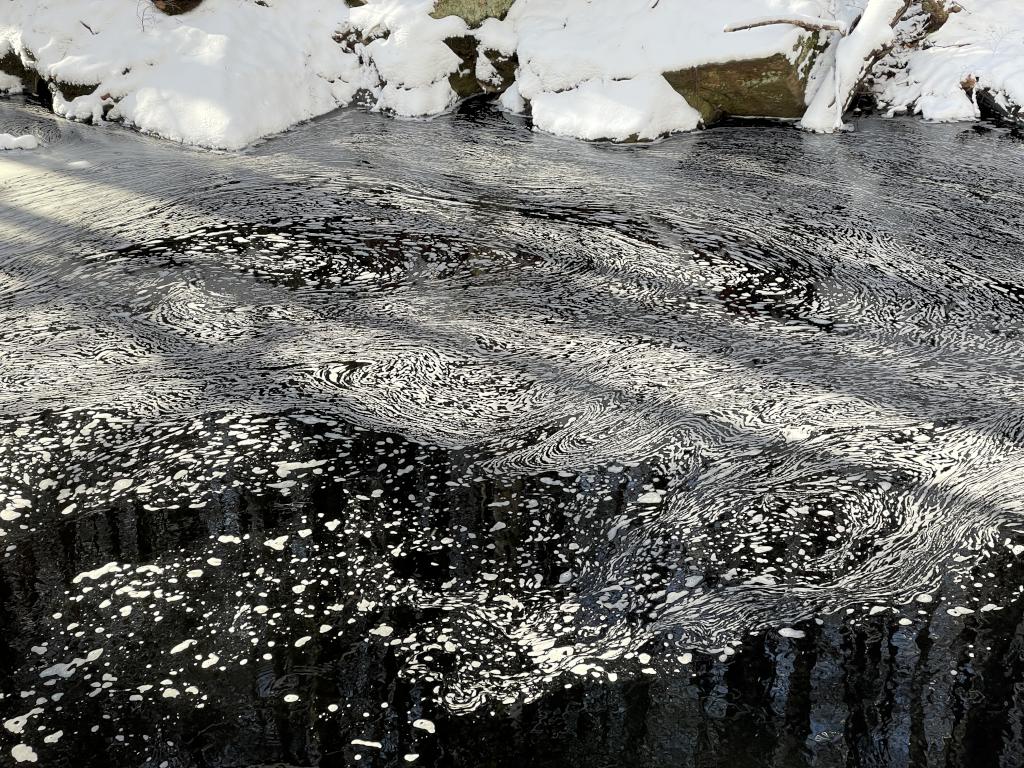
top-left (663, 35), bottom-right (823, 125)
top-left (431, 0), bottom-right (514, 27)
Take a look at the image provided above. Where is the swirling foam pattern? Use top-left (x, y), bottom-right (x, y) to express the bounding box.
top-left (2, 100), bottom-right (1024, 762)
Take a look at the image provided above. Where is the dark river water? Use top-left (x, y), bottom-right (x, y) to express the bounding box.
top-left (2, 97), bottom-right (1024, 768)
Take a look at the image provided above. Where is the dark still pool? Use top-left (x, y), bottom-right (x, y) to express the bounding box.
top-left (2, 99), bottom-right (1024, 767)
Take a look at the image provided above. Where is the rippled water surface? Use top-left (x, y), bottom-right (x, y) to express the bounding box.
top-left (3, 99), bottom-right (1024, 767)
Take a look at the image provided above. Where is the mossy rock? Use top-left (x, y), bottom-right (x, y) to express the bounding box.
top-left (664, 35), bottom-right (823, 125)
top-left (431, 0), bottom-right (514, 27)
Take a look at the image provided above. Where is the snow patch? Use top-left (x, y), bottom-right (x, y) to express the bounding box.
top-left (0, 134), bottom-right (38, 151)
top-left (531, 74), bottom-right (702, 141)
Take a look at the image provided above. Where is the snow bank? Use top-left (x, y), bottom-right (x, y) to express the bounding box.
top-left (1, 0), bottom-right (824, 146)
top-left (1, 0), bottom-right (1020, 148)
top-left (0, 0), bottom-right (361, 149)
top-left (0, 133), bottom-right (38, 150)
top-left (877, 0), bottom-right (1024, 123)
top-left (346, 0), bottom-right (823, 141)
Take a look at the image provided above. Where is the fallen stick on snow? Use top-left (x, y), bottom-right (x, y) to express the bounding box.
top-left (724, 15), bottom-right (849, 35)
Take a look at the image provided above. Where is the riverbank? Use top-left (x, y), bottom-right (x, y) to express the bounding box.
top-left (0, 1), bottom-right (1021, 147)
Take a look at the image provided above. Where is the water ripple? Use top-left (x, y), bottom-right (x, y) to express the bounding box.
top-left (2, 103), bottom-right (1024, 762)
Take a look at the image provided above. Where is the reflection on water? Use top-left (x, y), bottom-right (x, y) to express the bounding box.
top-left (2, 99), bottom-right (1024, 766)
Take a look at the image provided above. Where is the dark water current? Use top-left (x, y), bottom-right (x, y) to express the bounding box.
top-left (2, 98), bottom-right (1024, 767)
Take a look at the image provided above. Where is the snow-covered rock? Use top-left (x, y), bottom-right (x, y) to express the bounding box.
top-left (0, 0), bottom-right (362, 149)
top-left (530, 74), bottom-right (702, 141)
top-left (509, 0), bottom-right (831, 135)
top-left (0, 0), bottom-right (826, 146)
top-left (347, 0), bottom-right (468, 116)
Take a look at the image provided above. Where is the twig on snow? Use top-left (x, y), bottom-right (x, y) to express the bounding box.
top-left (725, 16), bottom-right (849, 35)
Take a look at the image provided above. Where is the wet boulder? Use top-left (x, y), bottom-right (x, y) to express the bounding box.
top-left (976, 87), bottom-right (1023, 125)
top-left (444, 35), bottom-right (482, 99)
top-left (663, 34), bottom-right (824, 125)
top-left (479, 48), bottom-right (517, 94)
top-left (435, 0), bottom-right (518, 98)
top-left (443, 35), bottom-right (517, 100)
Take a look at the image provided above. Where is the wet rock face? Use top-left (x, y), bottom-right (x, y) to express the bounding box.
top-left (436, 0), bottom-right (518, 101)
top-left (482, 49), bottom-right (517, 93)
top-left (663, 45), bottom-right (820, 125)
top-left (52, 81), bottom-right (98, 102)
top-left (976, 88), bottom-right (1023, 125)
top-left (0, 51), bottom-right (97, 109)
top-left (432, 0), bottom-right (515, 27)
top-left (0, 51), bottom-right (39, 96)
top-left (444, 36), bottom-right (517, 100)
top-left (446, 35), bottom-right (484, 99)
